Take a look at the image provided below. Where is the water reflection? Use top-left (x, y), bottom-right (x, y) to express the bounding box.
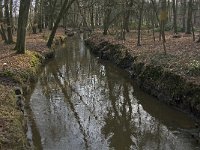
top-left (30, 34), bottom-right (199, 150)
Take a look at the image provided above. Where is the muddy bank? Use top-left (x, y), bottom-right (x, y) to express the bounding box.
top-left (85, 36), bottom-right (200, 118)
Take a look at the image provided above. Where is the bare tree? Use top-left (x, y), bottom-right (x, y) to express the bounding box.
top-left (172, 0), bottom-right (177, 34)
top-left (14, 0), bottom-right (31, 54)
top-left (160, 0), bottom-right (167, 54)
top-left (47, 0), bottom-right (76, 48)
top-left (186, 0), bottom-right (193, 34)
top-left (5, 0), bottom-right (13, 43)
top-left (137, 0), bottom-right (145, 46)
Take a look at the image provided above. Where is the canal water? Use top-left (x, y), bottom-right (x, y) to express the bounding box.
top-left (28, 34), bottom-right (199, 150)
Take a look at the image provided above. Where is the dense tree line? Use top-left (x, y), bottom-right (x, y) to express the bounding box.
top-left (0, 0), bottom-right (200, 53)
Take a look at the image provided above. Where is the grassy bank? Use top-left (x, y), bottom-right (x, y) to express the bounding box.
top-left (0, 50), bottom-right (43, 149)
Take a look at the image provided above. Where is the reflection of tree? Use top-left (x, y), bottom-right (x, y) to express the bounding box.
top-left (51, 62), bottom-right (89, 149)
top-left (35, 36), bottom-right (189, 150)
top-left (101, 65), bottom-right (170, 150)
top-left (38, 65), bottom-right (67, 142)
top-left (102, 65), bottom-right (136, 150)
top-left (39, 67), bottom-right (51, 100)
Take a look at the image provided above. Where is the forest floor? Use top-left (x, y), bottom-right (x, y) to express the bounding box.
top-left (0, 28), bottom-right (64, 149)
top-left (91, 30), bottom-right (200, 85)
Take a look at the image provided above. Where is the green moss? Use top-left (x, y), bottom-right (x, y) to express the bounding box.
top-left (27, 51), bottom-right (42, 68)
top-left (0, 51), bottom-right (45, 149)
top-left (17, 51), bottom-right (43, 83)
top-left (0, 85), bottom-right (26, 150)
top-left (0, 70), bottom-right (14, 77)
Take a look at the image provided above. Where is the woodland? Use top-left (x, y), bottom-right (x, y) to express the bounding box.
top-left (0, 0), bottom-right (200, 149)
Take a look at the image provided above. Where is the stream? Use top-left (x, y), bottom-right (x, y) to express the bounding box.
top-left (28, 34), bottom-right (199, 150)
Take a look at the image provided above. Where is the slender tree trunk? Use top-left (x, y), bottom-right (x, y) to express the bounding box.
top-left (47, 0), bottom-right (75, 48)
top-left (167, 0), bottom-right (171, 22)
top-left (103, 0), bottom-right (112, 35)
top-left (0, 0), bottom-right (5, 40)
top-left (182, 0), bottom-right (186, 32)
top-left (137, 0), bottom-right (144, 46)
top-left (76, 0), bottom-right (89, 29)
top-left (191, 16), bottom-right (195, 41)
top-left (0, 0), bottom-right (3, 19)
top-left (120, 2), bottom-right (126, 40)
top-left (172, 0), bottom-right (177, 34)
top-left (151, 0), bottom-right (162, 41)
top-left (10, 0), bottom-right (14, 33)
top-left (32, 0), bottom-right (39, 34)
top-left (1, 24), bottom-right (8, 42)
top-left (48, 0), bottom-right (58, 30)
top-left (5, 0), bottom-right (13, 44)
top-left (186, 0), bottom-right (193, 34)
top-left (95, 5), bottom-right (99, 26)
top-left (124, 0), bottom-right (133, 32)
top-left (161, 0), bottom-right (167, 54)
top-left (90, 1), bottom-right (94, 29)
top-left (151, 10), bottom-right (156, 42)
top-left (14, 0), bottom-right (31, 54)
top-left (38, 0), bottom-right (43, 32)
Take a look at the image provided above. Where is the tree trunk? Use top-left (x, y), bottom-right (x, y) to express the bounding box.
top-left (90, 1), bottom-right (94, 29)
top-left (151, 10), bottom-right (156, 42)
top-left (14, 0), bottom-right (31, 54)
top-left (47, 0), bottom-right (75, 48)
top-left (191, 16), bottom-right (195, 41)
top-left (172, 0), bottom-right (177, 34)
top-left (161, 0), bottom-right (167, 54)
top-left (10, 0), bottom-right (14, 33)
top-left (137, 0), bottom-right (144, 46)
top-left (32, 0), bottom-right (39, 34)
top-left (150, 0), bottom-right (162, 41)
top-left (38, 0), bottom-right (44, 32)
top-left (182, 0), bottom-right (186, 32)
top-left (186, 0), bottom-right (193, 34)
top-left (0, 0), bottom-right (5, 40)
top-left (103, 13), bottom-right (111, 35)
top-left (0, 0), bottom-right (3, 20)
top-left (76, 0), bottom-right (89, 29)
top-left (48, 0), bottom-right (58, 30)
top-left (103, 0), bottom-right (112, 35)
top-left (0, 24), bottom-right (8, 42)
top-left (124, 0), bottom-right (133, 32)
top-left (5, 0), bottom-right (13, 44)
